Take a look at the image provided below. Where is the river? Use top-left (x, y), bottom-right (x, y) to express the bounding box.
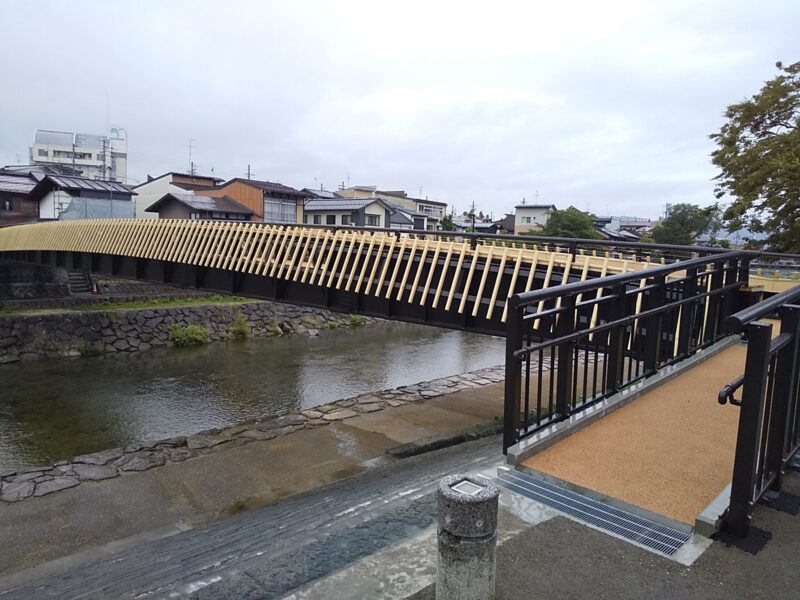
top-left (0, 323), bottom-right (504, 474)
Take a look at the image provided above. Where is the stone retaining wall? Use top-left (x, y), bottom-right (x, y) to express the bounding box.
top-left (0, 260), bottom-right (69, 301)
top-left (0, 301), bottom-right (375, 363)
top-left (0, 366), bottom-right (505, 502)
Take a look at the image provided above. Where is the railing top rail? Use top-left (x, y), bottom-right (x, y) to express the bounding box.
top-left (509, 250), bottom-right (756, 310)
top-left (266, 222), bottom-right (736, 253)
top-left (724, 282), bottom-right (800, 333)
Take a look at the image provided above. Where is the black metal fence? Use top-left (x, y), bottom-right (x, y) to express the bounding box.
top-left (503, 250), bottom-right (756, 452)
top-left (718, 284), bottom-right (800, 536)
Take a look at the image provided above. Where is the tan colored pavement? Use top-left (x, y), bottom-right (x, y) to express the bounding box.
top-left (524, 345), bottom-right (747, 524)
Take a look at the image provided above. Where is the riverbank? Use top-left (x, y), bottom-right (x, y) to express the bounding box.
top-left (0, 297), bottom-right (377, 363)
top-left (0, 365), bottom-right (506, 577)
top-left (0, 365), bottom-right (504, 500)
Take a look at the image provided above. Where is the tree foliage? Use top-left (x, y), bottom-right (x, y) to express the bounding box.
top-left (710, 61), bottom-right (800, 252)
top-left (651, 203), bottom-right (719, 246)
top-left (439, 213), bottom-right (456, 231)
top-left (537, 207), bottom-right (599, 239)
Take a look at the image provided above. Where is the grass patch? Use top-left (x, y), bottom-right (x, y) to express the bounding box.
top-left (230, 310), bottom-right (249, 339)
top-left (169, 323), bottom-right (210, 347)
top-left (0, 295), bottom-right (253, 316)
top-left (349, 314), bottom-right (366, 327)
top-left (79, 295), bottom-right (251, 312)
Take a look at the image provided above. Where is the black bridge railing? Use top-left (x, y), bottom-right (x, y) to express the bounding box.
top-left (503, 250), bottom-right (755, 452)
top-left (718, 283), bottom-right (800, 536)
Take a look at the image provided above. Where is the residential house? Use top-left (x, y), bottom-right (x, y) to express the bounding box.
top-left (493, 213), bottom-right (515, 234)
top-left (301, 188), bottom-right (338, 200)
top-left (385, 202), bottom-right (429, 230)
top-left (338, 186), bottom-right (447, 230)
top-left (196, 178), bottom-right (308, 224)
top-left (28, 174), bottom-right (135, 221)
top-left (30, 128), bottom-right (128, 183)
top-left (132, 172), bottom-right (224, 219)
top-left (0, 171), bottom-right (38, 226)
top-left (514, 203), bottom-right (556, 234)
top-left (302, 198), bottom-right (392, 228)
top-left (145, 193), bottom-right (253, 221)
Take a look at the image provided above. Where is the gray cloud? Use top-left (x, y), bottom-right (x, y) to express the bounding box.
top-left (1, 0), bottom-right (797, 219)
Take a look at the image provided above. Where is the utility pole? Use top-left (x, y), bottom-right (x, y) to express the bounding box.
top-left (470, 201), bottom-right (476, 232)
top-left (100, 139), bottom-right (108, 181)
top-left (247, 164), bottom-right (251, 180)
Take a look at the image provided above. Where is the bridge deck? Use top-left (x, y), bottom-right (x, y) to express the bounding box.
top-left (522, 343), bottom-right (747, 524)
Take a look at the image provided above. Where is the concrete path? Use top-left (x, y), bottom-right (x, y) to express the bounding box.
top-left (410, 469), bottom-right (800, 600)
top-left (0, 436), bottom-right (506, 599)
top-left (0, 382), bottom-right (504, 579)
top-left (523, 344), bottom-right (746, 524)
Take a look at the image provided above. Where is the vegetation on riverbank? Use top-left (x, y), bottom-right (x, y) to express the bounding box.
top-left (0, 295), bottom-right (252, 316)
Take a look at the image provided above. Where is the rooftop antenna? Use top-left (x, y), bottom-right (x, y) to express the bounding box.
top-left (187, 138), bottom-right (196, 174)
top-left (521, 196), bottom-right (526, 205)
top-left (346, 172), bottom-right (350, 186)
top-left (534, 190), bottom-right (540, 202)
top-left (247, 164), bottom-right (251, 180)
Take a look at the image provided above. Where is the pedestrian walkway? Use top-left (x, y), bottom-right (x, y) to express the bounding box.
top-left (522, 343), bottom-right (747, 524)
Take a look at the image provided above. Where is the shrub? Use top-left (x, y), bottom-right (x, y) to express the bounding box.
top-left (231, 311), bottom-right (249, 339)
top-left (349, 315), bottom-right (366, 327)
top-left (169, 323), bottom-right (210, 347)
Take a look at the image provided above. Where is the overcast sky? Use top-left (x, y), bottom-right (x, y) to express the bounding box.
top-left (1, 1), bottom-right (797, 219)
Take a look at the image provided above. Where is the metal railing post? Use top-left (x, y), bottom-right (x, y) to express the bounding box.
top-left (604, 284), bottom-right (628, 394)
top-left (555, 294), bottom-right (577, 418)
top-left (766, 306), bottom-right (800, 490)
top-left (643, 275), bottom-right (666, 374)
top-left (503, 297), bottom-right (523, 453)
top-left (677, 267), bottom-right (698, 355)
top-left (727, 322), bottom-right (773, 537)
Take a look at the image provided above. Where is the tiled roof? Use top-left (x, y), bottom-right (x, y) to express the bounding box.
top-left (304, 198), bottom-right (391, 211)
top-left (0, 173), bottom-right (36, 195)
top-left (145, 193), bottom-right (253, 215)
top-left (28, 175), bottom-right (135, 201)
top-left (227, 178), bottom-right (307, 197)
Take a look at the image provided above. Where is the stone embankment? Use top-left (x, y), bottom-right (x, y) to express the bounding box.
top-left (0, 366), bottom-right (505, 503)
top-left (0, 301), bottom-right (376, 363)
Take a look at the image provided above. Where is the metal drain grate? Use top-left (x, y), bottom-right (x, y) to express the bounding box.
top-left (499, 469), bottom-right (691, 556)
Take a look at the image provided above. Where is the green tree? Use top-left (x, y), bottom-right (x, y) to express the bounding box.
top-left (651, 203), bottom-right (718, 246)
top-left (710, 61), bottom-right (800, 252)
top-left (439, 213), bottom-right (456, 231)
top-left (537, 207), bottom-right (599, 239)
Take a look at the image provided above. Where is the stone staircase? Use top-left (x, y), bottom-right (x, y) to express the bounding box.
top-left (67, 270), bottom-right (92, 295)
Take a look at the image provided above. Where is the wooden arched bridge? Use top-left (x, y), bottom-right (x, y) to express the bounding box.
top-left (0, 219), bottom-right (695, 335)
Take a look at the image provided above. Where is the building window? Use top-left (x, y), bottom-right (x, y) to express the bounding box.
top-left (304, 215), bottom-right (309, 224)
top-left (521, 216), bottom-right (531, 224)
top-left (326, 214), bottom-right (336, 225)
top-left (313, 214), bottom-right (322, 224)
top-left (263, 197), bottom-right (297, 224)
top-left (38, 149), bottom-right (48, 157)
top-left (1, 199), bottom-right (10, 211)
top-left (341, 214), bottom-right (351, 225)
top-left (366, 214), bottom-right (380, 227)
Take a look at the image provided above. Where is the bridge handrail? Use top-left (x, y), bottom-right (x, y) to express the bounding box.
top-left (509, 250), bottom-right (757, 310)
top-left (724, 282), bottom-right (800, 333)
top-left (502, 249), bottom-right (755, 452)
top-left (287, 222), bottom-right (738, 256)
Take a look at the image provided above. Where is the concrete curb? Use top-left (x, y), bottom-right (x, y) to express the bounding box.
top-left (695, 483), bottom-right (731, 538)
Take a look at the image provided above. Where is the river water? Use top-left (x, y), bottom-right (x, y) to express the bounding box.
top-left (0, 323), bottom-right (504, 474)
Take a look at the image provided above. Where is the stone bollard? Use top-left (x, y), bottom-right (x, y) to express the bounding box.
top-left (436, 473), bottom-right (499, 600)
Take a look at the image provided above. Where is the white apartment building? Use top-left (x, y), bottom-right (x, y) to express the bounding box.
top-left (30, 128), bottom-right (128, 183)
top-left (514, 203), bottom-right (556, 233)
